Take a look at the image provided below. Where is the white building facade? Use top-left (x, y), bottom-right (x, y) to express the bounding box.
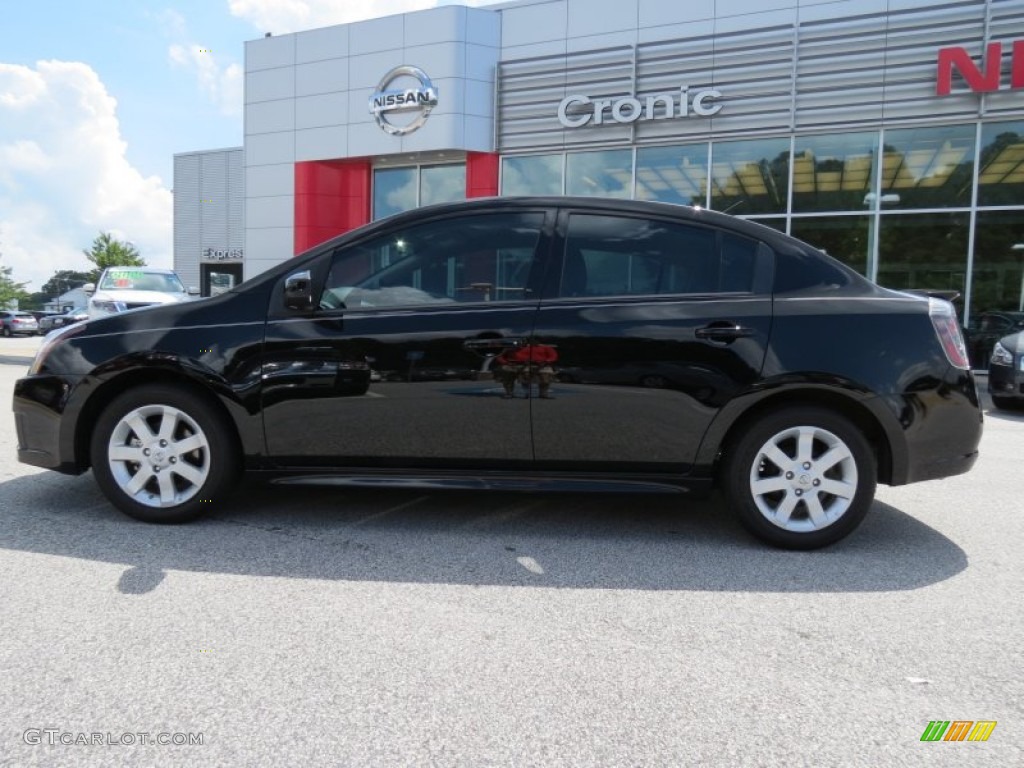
top-left (175, 0), bottom-right (1024, 324)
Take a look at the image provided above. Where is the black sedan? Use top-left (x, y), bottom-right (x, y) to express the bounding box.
top-left (38, 306), bottom-right (89, 333)
top-left (988, 331), bottom-right (1024, 410)
top-left (13, 197), bottom-right (983, 549)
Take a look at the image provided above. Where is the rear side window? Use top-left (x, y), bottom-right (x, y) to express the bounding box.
top-left (774, 248), bottom-right (854, 294)
top-left (556, 214), bottom-right (758, 298)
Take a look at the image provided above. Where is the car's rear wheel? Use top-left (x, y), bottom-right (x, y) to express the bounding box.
top-left (2, 327), bottom-right (10, 337)
top-left (90, 385), bottom-right (239, 523)
top-left (721, 407), bottom-right (875, 549)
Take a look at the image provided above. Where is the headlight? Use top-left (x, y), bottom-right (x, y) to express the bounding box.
top-left (990, 341), bottom-right (1014, 367)
top-left (29, 323), bottom-right (85, 375)
top-left (91, 299), bottom-right (126, 314)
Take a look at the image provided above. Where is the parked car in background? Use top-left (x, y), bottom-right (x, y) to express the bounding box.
top-left (989, 329), bottom-right (1024, 410)
top-left (13, 197), bottom-right (983, 550)
top-left (0, 310), bottom-right (39, 337)
top-left (965, 310), bottom-right (1024, 370)
top-left (85, 267), bottom-right (199, 319)
top-left (38, 307), bottom-right (89, 333)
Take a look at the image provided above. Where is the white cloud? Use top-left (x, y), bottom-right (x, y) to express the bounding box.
top-left (228, 0), bottom-right (500, 35)
top-left (169, 43), bottom-right (243, 116)
top-left (0, 61), bottom-right (172, 291)
top-left (163, 9), bottom-right (243, 117)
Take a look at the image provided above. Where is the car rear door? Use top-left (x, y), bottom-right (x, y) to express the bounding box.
top-left (260, 207), bottom-right (554, 469)
top-left (529, 208), bottom-right (774, 474)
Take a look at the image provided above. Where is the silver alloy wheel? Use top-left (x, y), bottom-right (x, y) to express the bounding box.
top-left (106, 404), bottom-right (211, 508)
top-left (748, 425), bottom-right (858, 532)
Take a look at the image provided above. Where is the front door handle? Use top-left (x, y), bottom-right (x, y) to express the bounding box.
top-left (695, 323), bottom-right (755, 342)
top-left (463, 337), bottom-right (524, 351)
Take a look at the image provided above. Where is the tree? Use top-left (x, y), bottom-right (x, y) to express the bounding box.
top-left (0, 265), bottom-right (32, 310)
top-left (83, 232), bottom-right (145, 281)
top-left (41, 269), bottom-right (93, 298)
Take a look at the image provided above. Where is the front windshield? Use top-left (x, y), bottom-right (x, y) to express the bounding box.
top-left (99, 269), bottom-right (184, 293)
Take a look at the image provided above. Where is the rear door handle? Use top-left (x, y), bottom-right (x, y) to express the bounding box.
top-left (695, 323), bottom-right (755, 342)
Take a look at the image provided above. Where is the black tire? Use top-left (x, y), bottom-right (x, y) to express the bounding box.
top-left (720, 407), bottom-right (876, 550)
top-left (90, 384), bottom-right (240, 523)
top-left (991, 395), bottom-right (1019, 411)
top-left (2, 327), bottom-right (10, 337)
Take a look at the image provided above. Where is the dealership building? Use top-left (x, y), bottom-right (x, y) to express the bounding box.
top-left (174, 0), bottom-right (1024, 326)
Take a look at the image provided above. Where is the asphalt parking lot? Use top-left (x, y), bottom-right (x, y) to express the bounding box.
top-left (0, 333), bottom-right (1021, 767)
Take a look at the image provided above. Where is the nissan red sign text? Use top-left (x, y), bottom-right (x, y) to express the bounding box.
top-left (937, 40), bottom-right (1024, 96)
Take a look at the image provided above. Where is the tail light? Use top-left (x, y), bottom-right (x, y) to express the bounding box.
top-left (928, 298), bottom-right (970, 370)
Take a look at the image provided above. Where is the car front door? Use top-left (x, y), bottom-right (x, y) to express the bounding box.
top-left (529, 209), bottom-right (774, 474)
top-left (261, 208), bottom-right (553, 469)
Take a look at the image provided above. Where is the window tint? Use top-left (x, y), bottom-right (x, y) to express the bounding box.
top-left (557, 214), bottom-right (756, 298)
top-left (320, 212), bottom-right (545, 310)
top-left (773, 248), bottom-right (854, 294)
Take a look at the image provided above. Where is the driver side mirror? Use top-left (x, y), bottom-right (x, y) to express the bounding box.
top-left (284, 270), bottom-right (314, 311)
top-left (83, 283), bottom-right (96, 295)
top-left (187, 286), bottom-right (200, 296)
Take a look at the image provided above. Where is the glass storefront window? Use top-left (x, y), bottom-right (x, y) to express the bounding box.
top-left (374, 164), bottom-right (466, 220)
top-left (879, 125), bottom-right (975, 209)
top-left (710, 138), bottom-right (790, 215)
top-left (791, 216), bottom-right (871, 276)
top-left (635, 144), bottom-right (708, 206)
top-left (420, 164), bottom-right (466, 207)
top-left (501, 155), bottom-right (562, 196)
top-left (566, 149), bottom-right (633, 198)
top-left (970, 210), bottom-right (1024, 320)
top-left (876, 213), bottom-right (969, 310)
top-left (374, 167), bottom-right (417, 220)
top-left (978, 121), bottom-right (1024, 207)
top-left (792, 132), bottom-right (878, 213)
top-left (743, 217), bottom-right (787, 234)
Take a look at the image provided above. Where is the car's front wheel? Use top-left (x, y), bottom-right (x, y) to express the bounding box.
top-left (90, 385), bottom-right (240, 523)
top-left (721, 407), bottom-right (876, 549)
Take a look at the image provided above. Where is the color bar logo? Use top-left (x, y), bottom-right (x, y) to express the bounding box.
top-left (920, 721), bottom-right (997, 742)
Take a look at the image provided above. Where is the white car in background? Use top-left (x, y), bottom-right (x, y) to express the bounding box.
top-left (85, 267), bottom-right (199, 319)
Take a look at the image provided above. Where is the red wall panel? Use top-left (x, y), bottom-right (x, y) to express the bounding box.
top-left (294, 159), bottom-right (372, 255)
top-left (466, 152), bottom-right (500, 198)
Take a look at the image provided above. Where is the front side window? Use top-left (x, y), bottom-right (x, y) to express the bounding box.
top-left (320, 212), bottom-right (545, 310)
top-left (555, 214), bottom-right (757, 299)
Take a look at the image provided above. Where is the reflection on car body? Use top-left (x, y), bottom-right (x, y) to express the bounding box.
top-left (13, 197), bottom-right (983, 550)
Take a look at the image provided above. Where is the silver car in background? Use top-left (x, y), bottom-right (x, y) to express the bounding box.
top-left (85, 267), bottom-right (199, 319)
top-left (0, 311), bottom-right (39, 337)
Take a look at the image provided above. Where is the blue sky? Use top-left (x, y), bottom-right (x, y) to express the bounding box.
top-left (0, 0), bottom-right (499, 293)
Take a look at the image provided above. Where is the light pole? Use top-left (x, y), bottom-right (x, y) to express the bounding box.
top-left (1013, 243), bottom-right (1024, 312)
top-left (863, 193), bottom-right (901, 283)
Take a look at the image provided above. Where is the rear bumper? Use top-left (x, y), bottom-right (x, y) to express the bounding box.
top-left (884, 368), bottom-right (983, 485)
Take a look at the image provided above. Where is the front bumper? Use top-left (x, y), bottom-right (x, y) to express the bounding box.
top-left (13, 373), bottom-right (88, 474)
top-left (988, 362), bottom-right (1024, 401)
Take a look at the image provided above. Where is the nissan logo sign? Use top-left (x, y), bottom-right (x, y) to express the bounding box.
top-left (369, 65), bottom-right (439, 136)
